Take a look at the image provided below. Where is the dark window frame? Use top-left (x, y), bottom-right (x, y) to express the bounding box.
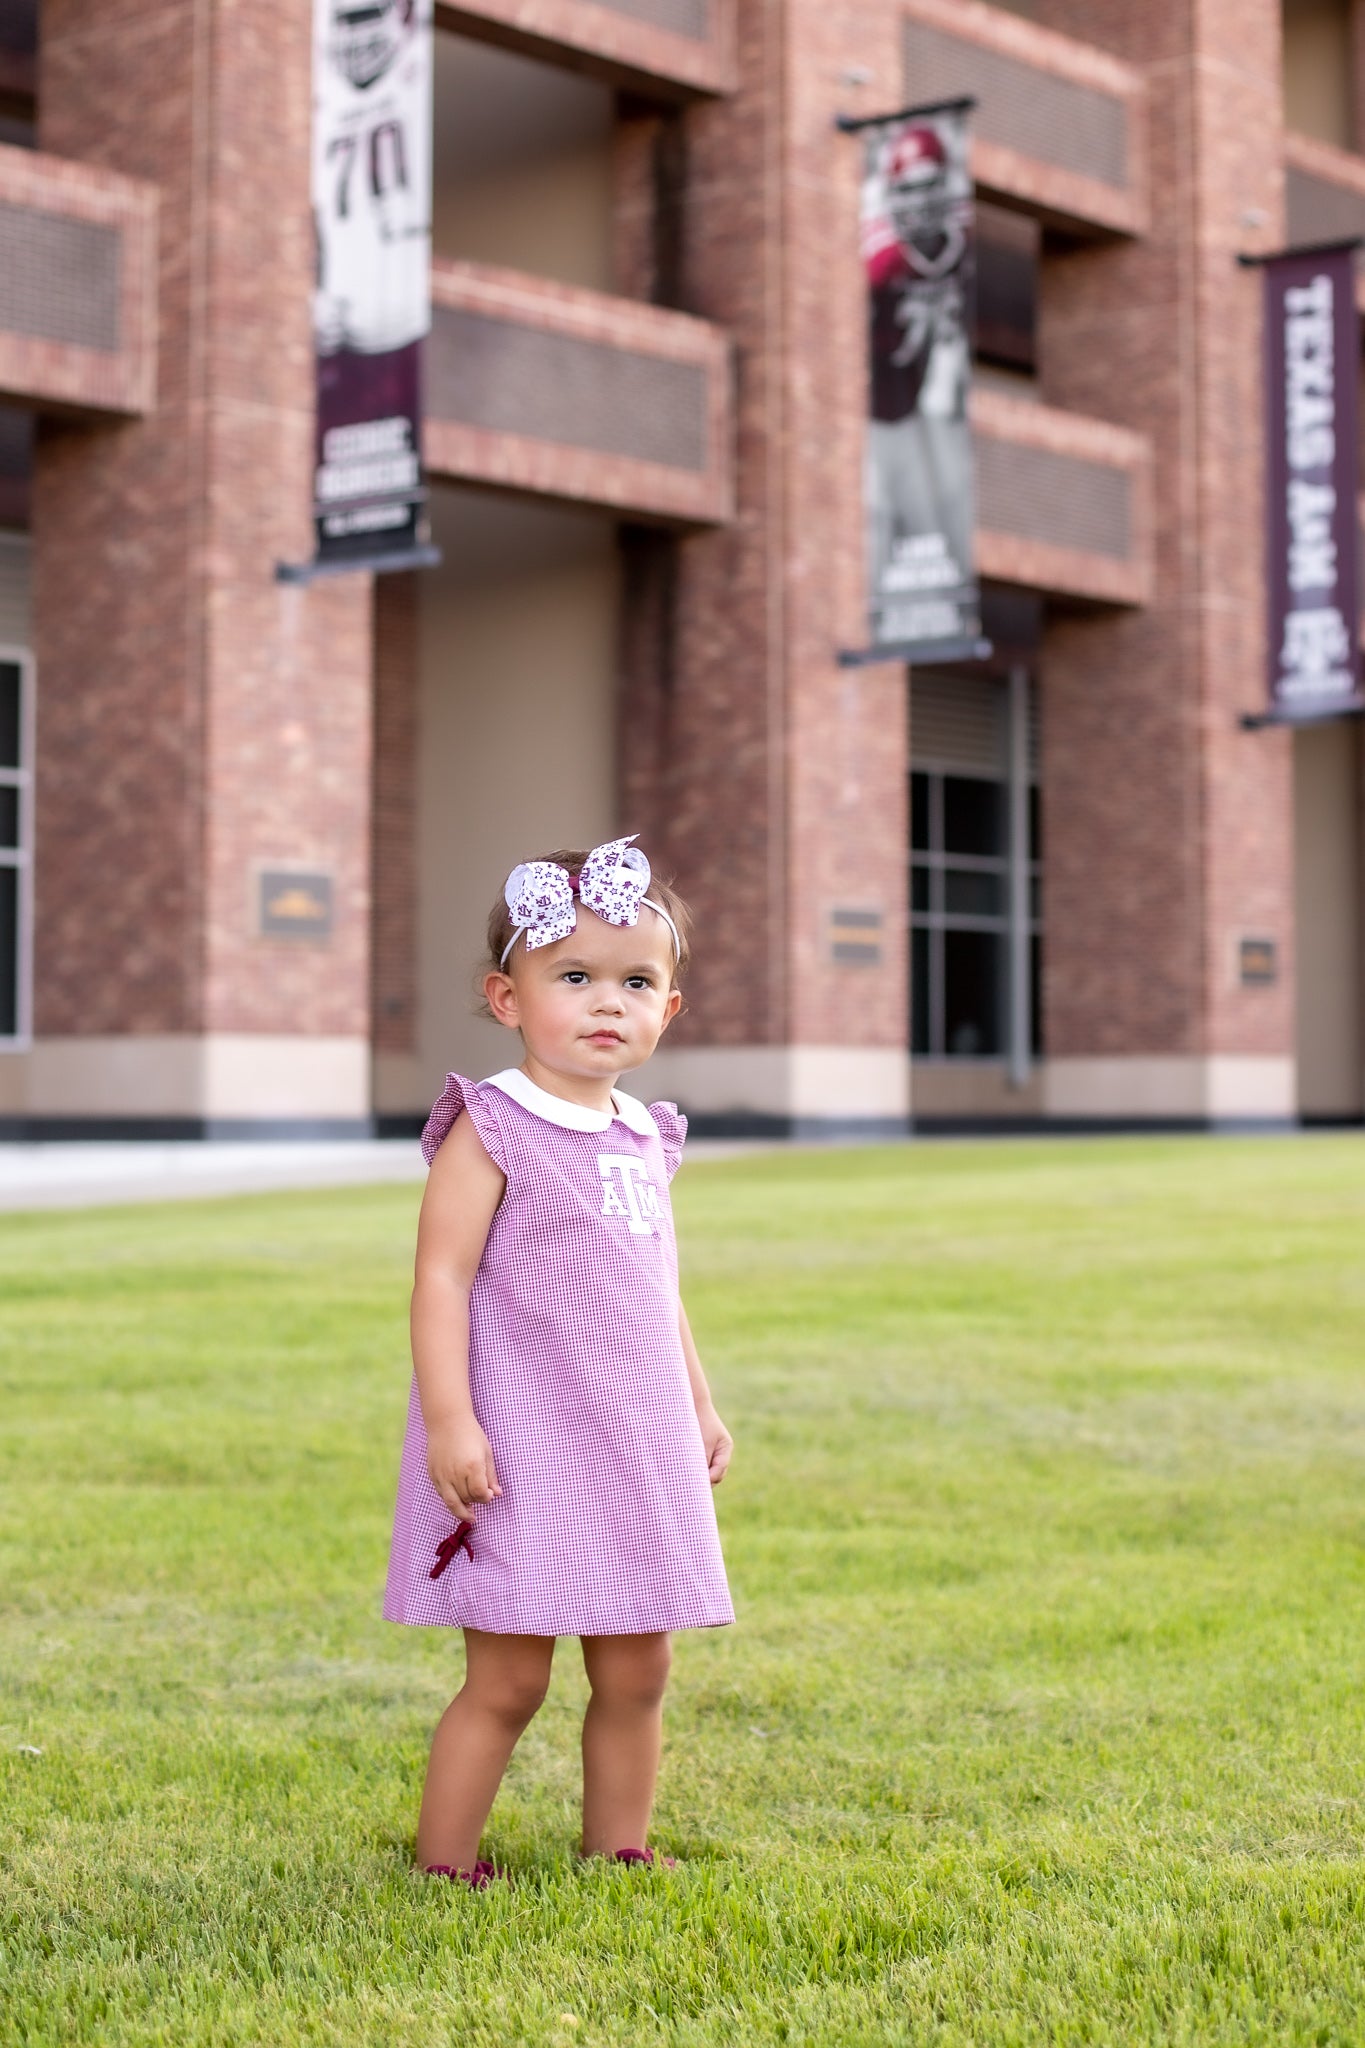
top-left (0, 648), bottom-right (33, 1047)
top-left (910, 766), bottom-right (1043, 1060)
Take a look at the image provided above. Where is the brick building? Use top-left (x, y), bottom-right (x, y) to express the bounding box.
top-left (0, 0), bottom-right (1363, 1136)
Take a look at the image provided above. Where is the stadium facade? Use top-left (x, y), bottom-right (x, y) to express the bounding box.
top-left (1, 0), bottom-right (1363, 1136)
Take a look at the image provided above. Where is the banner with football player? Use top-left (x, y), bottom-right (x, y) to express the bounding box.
top-left (1258, 243), bottom-right (1363, 721)
top-left (853, 99), bottom-right (980, 662)
top-left (310, 0), bottom-right (434, 573)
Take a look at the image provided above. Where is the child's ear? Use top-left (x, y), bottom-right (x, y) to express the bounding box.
top-left (484, 970), bottom-right (520, 1028)
top-left (659, 988), bottom-right (683, 1032)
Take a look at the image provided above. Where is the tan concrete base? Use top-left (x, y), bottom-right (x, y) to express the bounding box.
top-left (910, 1060), bottom-right (1045, 1120)
top-left (633, 1044), bottom-right (910, 1123)
top-left (373, 1042), bottom-right (912, 1127)
top-left (372, 1051), bottom-right (431, 1119)
top-left (1, 1035), bottom-right (372, 1121)
top-left (1043, 1055), bottom-right (1296, 1121)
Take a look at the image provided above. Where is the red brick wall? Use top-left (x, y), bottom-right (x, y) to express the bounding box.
top-left (619, 0), bottom-right (907, 1057)
top-left (1036, 0), bottom-right (1295, 1066)
top-left (34, 2), bottom-right (204, 1036)
top-left (34, 0), bottom-right (373, 1047)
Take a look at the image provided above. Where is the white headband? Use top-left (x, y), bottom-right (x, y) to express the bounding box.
top-left (499, 837), bottom-right (681, 969)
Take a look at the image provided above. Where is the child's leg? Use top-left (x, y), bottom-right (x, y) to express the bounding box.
top-left (415, 1629), bottom-right (555, 1872)
top-left (579, 1632), bottom-right (672, 1856)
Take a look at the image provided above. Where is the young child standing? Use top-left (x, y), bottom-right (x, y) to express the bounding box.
top-left (384, 837), bottom-right (734, 1883)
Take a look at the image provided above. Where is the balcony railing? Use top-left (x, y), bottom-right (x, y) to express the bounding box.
top-left (972, 386), bottom-right (1153, 607)
top-left (0, 144), bottom-right (157, 417)
top-left (903, 0), bottom-right (1147, 240)
top-left (425, 260), bottom-right (733, 525)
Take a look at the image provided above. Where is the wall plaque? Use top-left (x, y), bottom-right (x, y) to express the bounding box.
top-left (259, 869), bottom-right (334, 941)
top-left (1239, 936), bottom-right (1278, 987)
top-left (829, 905), bottom-right (883, 967)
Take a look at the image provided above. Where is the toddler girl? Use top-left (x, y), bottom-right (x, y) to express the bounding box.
top-left (384, 837), bottom-right (734, 1883)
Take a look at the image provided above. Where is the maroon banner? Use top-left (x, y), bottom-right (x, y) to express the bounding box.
top-left (1263, 244), bottom-right (1363, 719)
top-left (311, 0), bottom-right (433, 573)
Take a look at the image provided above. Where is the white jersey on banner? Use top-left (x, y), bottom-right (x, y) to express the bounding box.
top-left (313, 0), bottom-right (432, 359)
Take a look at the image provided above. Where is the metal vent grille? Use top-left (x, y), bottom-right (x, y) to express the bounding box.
top-left (912, 672), bottom-right (1006, 775)
top-left (904, 21), bottom-right (1128, 190)
top-left (912, 668), bottom-right (1040, 776)
top-left (594, 0), bottom-right (707, 39)
top-left (429, 307), bottom-right (709, 473)
top-left (978, 436), bottom-right (1132, 561)
top-left (0, 202), bottom-right (121, 352)
top-left (0, 532), bottom-right (31, 646)
top-left (1285, 166), bottom-right (1365, 249)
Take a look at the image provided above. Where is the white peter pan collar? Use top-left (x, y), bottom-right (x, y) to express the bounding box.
top-left (482, 1067), bottom-right (658, 1136)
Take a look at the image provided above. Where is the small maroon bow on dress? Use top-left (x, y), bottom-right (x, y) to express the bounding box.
top-left (430, 1519), bottom-right (475, 1578)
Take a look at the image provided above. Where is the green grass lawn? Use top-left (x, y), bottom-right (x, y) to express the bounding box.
top-left (5, 1135), bottom-right (1365, 2045)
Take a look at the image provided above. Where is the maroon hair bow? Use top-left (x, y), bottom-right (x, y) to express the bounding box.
top-left (429, 1519), bottom-right (475, 1579)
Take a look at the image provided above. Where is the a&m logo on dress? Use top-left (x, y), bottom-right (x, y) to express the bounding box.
top-left (598, 1154), bottom-right (662, 1235)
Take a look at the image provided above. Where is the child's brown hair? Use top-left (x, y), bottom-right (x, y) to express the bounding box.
top-left (481, 847), bottom-right (692, 1014)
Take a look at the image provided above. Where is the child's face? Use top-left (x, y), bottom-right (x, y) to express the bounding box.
top-left (484, 907), bottom-right (682, 1084)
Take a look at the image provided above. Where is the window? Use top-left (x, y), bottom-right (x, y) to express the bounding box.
top-left (0, 651), bottom-right (33, 1046)
top-left (910, 765), bottom-right (1042, 1059)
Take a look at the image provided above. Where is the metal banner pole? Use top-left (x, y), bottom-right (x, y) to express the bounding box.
top-left (1006, 664), bottom-right (1031, 1090)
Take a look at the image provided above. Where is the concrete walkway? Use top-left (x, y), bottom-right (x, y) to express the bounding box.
top-left (0, 1135), bottom-right (773, 1211)
top-left (0, 1139), bottom-right (430, 1211)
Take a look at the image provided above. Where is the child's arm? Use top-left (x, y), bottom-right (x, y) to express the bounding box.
top-left (410, 1112), bottom-right (508, 1520)
top-left (679, 1302), bottom-right (733, 1486)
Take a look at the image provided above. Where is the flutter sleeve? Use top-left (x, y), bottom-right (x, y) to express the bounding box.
top-left (420, 1074), bottom-right (509, 1173)
top-left (647, 1100), bottom-right (688, 1182)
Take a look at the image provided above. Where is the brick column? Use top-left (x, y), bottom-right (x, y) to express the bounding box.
top-left (30, 0), bottom-right (374, 1133)
top-left (1035, 0), bottom-right (1296, 1122)
top-left (626, 0), bottom-right (909, 1132)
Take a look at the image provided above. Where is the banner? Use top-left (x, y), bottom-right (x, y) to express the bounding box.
top-left (311, 0), bottom-right (433, 572)
top-left (859, 101), bottom-right (980, 661)
top-left (1262, 243), bottom-right (1363, 719)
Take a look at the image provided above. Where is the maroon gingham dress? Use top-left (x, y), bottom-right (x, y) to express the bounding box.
top-left (383, 1069), bottom-right (734, 1636)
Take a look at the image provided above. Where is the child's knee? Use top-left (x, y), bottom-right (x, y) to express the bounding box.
top-left (472, 1662), bottom-right (551, 1732)
top-left (591, 1636), bottom-right (672, 1710)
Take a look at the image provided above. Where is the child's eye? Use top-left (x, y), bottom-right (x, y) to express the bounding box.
top-left (626, 976), bottom-right (654, 990)
top-left (562, 971), bottom-right (589, 985)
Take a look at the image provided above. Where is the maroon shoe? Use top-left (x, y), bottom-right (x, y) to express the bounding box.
top-left (613, 1847), bottom-right (676, 1870)
top-left (426, 1859), bottom-right (501, 1889)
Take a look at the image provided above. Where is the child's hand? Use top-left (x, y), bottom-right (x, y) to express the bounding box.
top-left (697, 1404), bottom-right (733, 1486)
top-left (427, 1417), bottom-right (502, 1519)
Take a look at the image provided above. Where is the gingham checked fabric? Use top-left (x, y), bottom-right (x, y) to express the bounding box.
top-left (383, 1074), bottom-right (734, 1636)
